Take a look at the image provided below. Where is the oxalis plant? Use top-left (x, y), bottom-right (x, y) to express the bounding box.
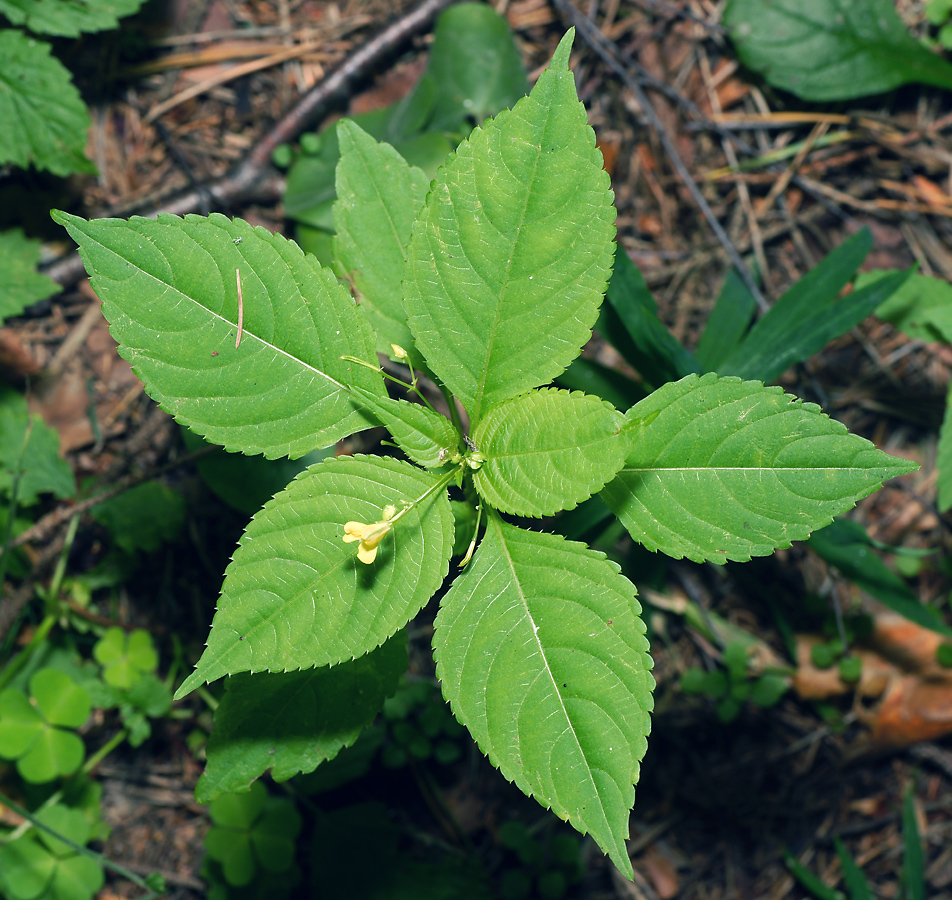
top-left (52, 32), bottom-right (916, 877)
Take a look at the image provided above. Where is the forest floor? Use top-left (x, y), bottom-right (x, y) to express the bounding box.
top-left (6, 0), bottom-right (952, 898)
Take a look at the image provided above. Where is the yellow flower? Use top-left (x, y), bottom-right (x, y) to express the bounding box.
top-left (342, 505), bottom-right (397, 564)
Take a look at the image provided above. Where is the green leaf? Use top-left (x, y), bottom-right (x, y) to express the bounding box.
top-left (285, 105), bottom-right (450, 229)
top-left (196, 632), bottom-right (407, 803)
top-left (207, 782), bottom-right (301, 887)
top-left (724, 0), bottom-right (952, 101)
top-left (0, 687), bottom-right (42, 757)
top-left (349, 386), bottom-right (461, 469)
top-left (939, 385), bottom-right (952, 512)
top-left (0, 388), bottom-right (75, 505)
top-left (784, 849), bottom-right (845, 900)
top-left (332, 120), bottom-right (429, 367)
top-left (181, 427), bottom-right (333, 516)
top-left (0, 835), bottom-right (56, 900)
top-left (404, 30), bottom-right (616, 425)
top-left (807, 519), bottom-right (952, 637)
top-left (471, 389), bottom-right (632, 517)
top-left (31, 669), bottom-right (91, 729)
top-left (695, 268), bottom-right (757, 372)
top-left (719, 231), bottom-right (911, 384)
top-left (175, 455), bottom-right (453, 698)
top-left (0, 672), bottom-right (88, 783)
top-left (51, 211), bottom-right (385, 458)
top-left (0, 30), bottom-right (95, 176)
top-left (434, 514), bottom-right (654, 877)
top-left (424, 2), bottom-right (529, 132)
top-left (93, 627), bottom-right (159, 689)
top-left (902, 788), bottom-right (925, 900)
top-left (833, 837), bottom-right (872, 900)
top-left (0, 0), bottom-right (146, 36)
top-left (600, 249), bottom-right (701, 388)
top-left (0, 229), bottom-right (59, 323)
top-left (864, 269), bottom-right (952, 343)
top-left (91, 482), bottom-right (185, 554)
top-left (602, 373), bottom-right (918, 563)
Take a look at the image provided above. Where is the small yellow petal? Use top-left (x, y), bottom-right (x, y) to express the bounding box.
top-left (356, 543), bottom-right (379, 564)
top-left (343, 521), bottom-right (366, 543)
top-left (391, 344), bottom-right (408, 361)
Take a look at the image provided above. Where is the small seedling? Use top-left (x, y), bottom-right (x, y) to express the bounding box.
top-left (680, 641), bottom-right (789, 722)
top-left (380, 678), bottom-right (465, 768)
top-left (54, 28), bottom-right (916, 877)
top-left (497, 822), bottom-right (586, 900)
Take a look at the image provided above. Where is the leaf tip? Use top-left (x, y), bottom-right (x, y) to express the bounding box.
top-left (173, 670), bottom-right (205, 701)
top-left (552, 28), bottom-right (576, 69)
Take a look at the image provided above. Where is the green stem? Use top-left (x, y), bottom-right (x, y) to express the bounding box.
top-left (197, 685), bottom-right (219, 711)
top-left (0, 791), bottom-right (165, 899)
top-left (0, 516), bottom-right (81, 692)
top-left (389, 465), bottom-right (461, 529)
top-left (83, 729), bottom-right (127, 774)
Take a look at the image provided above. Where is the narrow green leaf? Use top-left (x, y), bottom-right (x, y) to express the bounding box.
top-left (349, 385), bottom-right (461, 469)
top-left (472, 388), bottom-right (632, 517)
top-left (720, 230), bottom-right (908, 384)
top-left (196, 632), bottom-right (407, 803)
top-left (425, 2), bottom-right (529, 132)
top-left (833, 838), bottom-right (872, 900)
top-left (0, 30), bottom-right (95, 176)
top-left (404, 30), bottom-right (616, 425)
top-left (333, 120), bottom-right (429, 366)
top-left (808, 519), bottom-right (952, 637)
top-left (783, 849), bottom-right (845, 900)
top-left (939, 385), bottom-right (952, 513)
top-left (52, 211), bottom-right (385, 458)
top-left (0, 0), bottom-right (147, 37)
top-left (723, 268), bottom-right (912, 383)
top-left (0, 229), bottom-right (59, 323)
top-left (724, 0), bottom-right (952, 101)
top-left (601, 248), bottom-right (701, 388)
top-left (434, 514), bottom-right (654, 877)
top-left (695, 268), bottom-right (757, 372)
top-left (602, 373), bottom-right (918, 564)
top-left (175, 455), bottom-right (453, 697)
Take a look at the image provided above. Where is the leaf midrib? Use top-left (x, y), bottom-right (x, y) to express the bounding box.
top-left (470, 106), bottom-right (552, 424)
top-left (619, 464), bottom-right (899, 473)
top-left (492, 515), bottom-right (613, 835)
top-left (88, 223), bottom-right (350, 395)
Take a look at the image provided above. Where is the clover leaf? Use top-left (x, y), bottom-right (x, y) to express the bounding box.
top-left (0, 805), bottom-right (104, 900)
top-left (0, 669), bottom-right (89, 783)
top-left (93, 627), bottom-right (158, 689)
top-left (204, 781), bottom-right (302, 887)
